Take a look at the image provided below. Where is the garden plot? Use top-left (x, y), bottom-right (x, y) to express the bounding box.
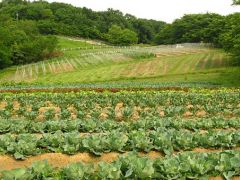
top-left (0, 89), bottom-right (239, 179)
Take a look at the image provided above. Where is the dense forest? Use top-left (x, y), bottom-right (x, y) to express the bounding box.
top-left (0, 0), bottom-right (239, 69)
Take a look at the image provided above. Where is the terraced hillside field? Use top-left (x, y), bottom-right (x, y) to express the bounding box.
top-left (1, 36), bottom-right (238, 86)
top-left (0, 88), bottom-right (239, 179)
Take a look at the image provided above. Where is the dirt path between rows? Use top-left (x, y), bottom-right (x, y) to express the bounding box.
top-left (1, 148), bottom-right (240, 171)
top-left (0, 151), bottom-right (163, 171)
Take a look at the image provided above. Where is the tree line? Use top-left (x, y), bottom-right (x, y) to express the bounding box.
top-left (0, 0), bottom-right (166, 44)
top-left (0, 0), bottom-right (239, 69)
top-left (155, 13), bottom-right (240, 65)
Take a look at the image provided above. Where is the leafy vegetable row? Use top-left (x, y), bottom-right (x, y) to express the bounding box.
top-left (0, 117), bottom-right (239, 134)
top-left (0, 81), bottom-right (232, 90)
top-left (1, 150), bottom-right (240, 179)
top-left (0, 91), bottom-right (239, 120)
top-left (0, 129), bottom-right (239, 159)
top-left (2, 91), bottom-right (238, 107)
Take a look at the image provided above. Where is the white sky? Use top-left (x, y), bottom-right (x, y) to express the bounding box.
top-left (45, 0), bottom-right (240, 23)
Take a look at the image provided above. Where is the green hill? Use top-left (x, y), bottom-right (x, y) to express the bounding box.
top-left (0, 36), bottom-right (239, 87)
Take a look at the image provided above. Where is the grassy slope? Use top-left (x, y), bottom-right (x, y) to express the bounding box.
top-left (34, 54), bottom-right (239, 86)
top-left (57, 36), bottom-right (105, 49)
top-left (0, 36), bottom-right (239, 86)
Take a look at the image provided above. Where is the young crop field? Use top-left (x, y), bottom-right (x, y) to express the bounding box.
top-left (0, 88), bottom-right (239, 179)
top-left (1, 36), bottom-right (238, 87)
top-left (1, 0), bottom-right (240, 178)
top-left (0, 37), bottom-right (239, 179)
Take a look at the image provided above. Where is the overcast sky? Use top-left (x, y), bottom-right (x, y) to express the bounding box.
top-left (45, 0), bottom-right (240, 23)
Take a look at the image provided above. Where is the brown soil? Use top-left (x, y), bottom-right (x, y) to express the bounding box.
top-left (0, 148), bottom-right (239, 171)
top-left (115, 102), bottom-right (124, 120)
top-left (159, 111), bottom-right (165, 117)
top-left (99, 112), bottom-right (108, 120)
top-left (37, 114), bottom-right (45, 121)
top-left (13, 101), bottom-right (20, 111)
top-left (0, 151), bottom-right (162, 171)
top-left (192, 147), bottom-right (240, 153)
top-left (192, 148), bottom-right (225, 153)
top-left (157, 106), bottom-right (165, 117)
top-left (131, 106), bottom-right (140, 120)
top-left (26, 105), bottom-right (32, 112)
top-left (232, 177), bottom-right (240, 180)
top-left (183, 111), bottom-right (193, 117)
top-left (99, 107), bottom-right (109, 120)
top-left (71, 113), bottom-right (77, 120)
top-left (139, 151), bottom-right (163, 159)
top-left (210, 177), bottom-right (240, 180)
top-left (67, 106), bottom-right (77, 114)
top-left (196, 110), bottom-right (207, 117)
top-left (0, 101), bottom-right (7, 110)
top-left (209, 177), bottom-right (224, 180)
top-left (0, 152), bottom-right (119, 171)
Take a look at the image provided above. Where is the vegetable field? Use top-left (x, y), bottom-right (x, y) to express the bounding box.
top-left (0, 89), bottom-right (239, 179)
top-left (1, 37), bottom-right (236, 86)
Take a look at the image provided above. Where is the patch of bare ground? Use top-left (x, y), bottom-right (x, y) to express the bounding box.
top-left (192, 148), bottom-right (227, 153)
top-left (183, 111), bottom-right (194, 117)
top-left (197, 128), bottom-right (238, 134)
top-left (0, 151), bottom-right (163, 171)
top-left (210, 177), bottom-right (240, 180)
top-left (13, 101), bottom-right (20, 111)
top-left (115, 102), bottom-right (124, 120)
top-left (191, 147), bottom-right (240, 153)
top-left (131, 106), bottom-right (141, 120)
top-left (0, 101), bottom-right (7, 110)
top-left (139, 151), bottom-right (163, 159)
top-left (0, 152), bottom-right (118, 171)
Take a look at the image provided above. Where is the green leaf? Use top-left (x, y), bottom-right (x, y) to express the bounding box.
top-left (1, 168), bottom-right (32, 180)
top-left (14, 152), bottom-right (25, 160)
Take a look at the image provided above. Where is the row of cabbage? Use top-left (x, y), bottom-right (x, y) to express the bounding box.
top-left (0, 82), bottom-right (222, 90)
top-left (0, 129), bottom-right (239, 159)
top-left (0, 91), bottom-right (239, 120)
top-left (0, 117), bottom-right (239, 134)
top-left (1, 105), bottom-right (239, 120)
top-left (1, 150), bottom-right (240, 179)
top-left (1, 91), bottom-right (238, 108)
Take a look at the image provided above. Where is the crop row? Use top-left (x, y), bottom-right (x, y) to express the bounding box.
top-left (0, 95), bottom-right (239, 120)
top-left (1, 81), bottom-right (237, 90)
top-left (1, 150), bottom-right (240, 179)
top-left (0, 91), bottom-right (240, 119)
top-left (0, 117), bottom-right (239, 134)
top-left (0, 129), bottom-right (239, 159)
top-left (1, 91), bottom-right (239, 106)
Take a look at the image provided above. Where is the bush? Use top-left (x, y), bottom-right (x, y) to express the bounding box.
top-left (0, 20), bottom-right (58, 69)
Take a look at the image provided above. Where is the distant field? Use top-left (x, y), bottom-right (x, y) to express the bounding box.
top-left (0, 36), bottom-right (239, 87)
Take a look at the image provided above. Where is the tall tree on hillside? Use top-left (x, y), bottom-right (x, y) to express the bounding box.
top-left (1, 0), bottom-right (25, 4)
top-left (219, 13), bottom-right (240, 65)
top-left (0, 1), bottom-right (166, 44)
top-left (233, 0), bottom-right (240, 4)
top-left (105, 25), bottom-right (138, 45)
top-left (0, 18), bottom-right (58, 69)
top-left (155, 13), bottom-right (225, 45)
